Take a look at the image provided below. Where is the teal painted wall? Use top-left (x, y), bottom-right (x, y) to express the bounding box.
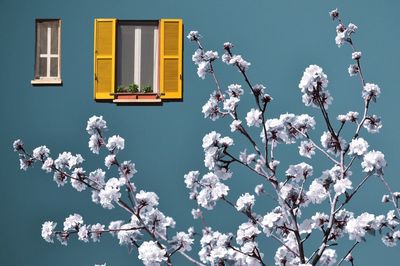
top-left (1, 0), bottom-right (400, 265)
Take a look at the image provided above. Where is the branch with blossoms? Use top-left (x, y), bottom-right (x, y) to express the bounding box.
top-left (12, 7), bottom-right (400, 266)
top-left (13, 116), bottom-right (203, 266)
top-left (184, 8), bottom-right (400, 266)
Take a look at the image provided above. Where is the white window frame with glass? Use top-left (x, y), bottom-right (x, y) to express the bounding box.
top-left (31, 19), bottom-right (62, 85)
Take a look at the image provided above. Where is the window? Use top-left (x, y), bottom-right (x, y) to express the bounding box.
top-left (32, 19), bottom-right (62, 85)
top-left (94, 19), bottom-right (183, 103)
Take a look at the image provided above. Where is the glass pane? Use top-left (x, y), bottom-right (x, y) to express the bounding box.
top-left (50, 21), bottom-right (59, 54)
top-left (50, 58), bottom-right (58, 77)
top-left (38, 22), bottom-right (47, 55)
top-left (35, 20), bottom-right (59, 78)
top-left (116, 22), bottom-right (135, 89)
top-left (140, 25), bottom-right (155, 91)
top-left (39, 57), bottom-right (47, 77)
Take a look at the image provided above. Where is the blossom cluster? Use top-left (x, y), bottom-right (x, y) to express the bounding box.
top-left (183, 8), bottom-right (397, 266)
top-left (14, 116), bottom-right (195, 266)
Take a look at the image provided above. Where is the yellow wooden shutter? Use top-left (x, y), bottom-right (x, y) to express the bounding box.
top-left (159, 19), bottom-right (183, 100)
top-left (94, 19), bottom-right (116, 100)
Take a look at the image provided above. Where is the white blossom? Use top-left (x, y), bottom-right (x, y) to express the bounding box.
top-left (78, 225), bottom-right (89, 242)
top-left (202, 94), bottom-right (221, 121)
top-left (312, 212), bottom-right (329, 228)
top-left (329, 8), bottom-right (339, 20)
top-left (363, 83), bottom-right (381, 101)
top-left (230, 119), bottom-right (242, 132)
top-left (334, 178), bottom-right (353, 195)
top-left (387, 210), bottom-right (399, 227)
top-left (286, 162), bottom-right (313, 182)
top-left (108, 220), bottom-right (123, 236)
top-left (299, 64), bottom-right (328, 94)
top-left (345, 212), bottom-right (376, 242)
top-left (227, 84), bottom-right (244, 97)
top-left (32, 146), bottom-right (50, 160)
top-left (41, 157), bottom-right (54, 172)
top-left (236, 193), bottom-right (255, 211)
top-left (347, 23), bottom-right (358, 33)
top-left (306, 180), bottom-right (328, 204)
top-left (236, 222), bottom-right (261, 245)
top-left (138, 241), bottom-right (167, 266)
top-left (223, 97), bottom-right (239, 112)
top-left (41, 221), bottom-right (56, 243)
top-left (86, 115), bottom-right (107, 135)
top-left (71, 167), bottom-right (87, 192)
top-left (239, 149), bottom-right (256, 165)
top-left (63, 213), bottom-right (84, 231)
top-left (228, 55), bottom-right (251, 71)
top-left (104, 154), bottom-right (116, 169)
top-left (363, 115), bottom-right (382, 133)
top-left (252, 84), bottom-right (266, 95)
top-left (184, 171), bottom-right (200, 189)
top-left (106, 135), bottom-right (125, 151)
top-left (352, 51), bottom-right (362, 60)
top-left (19, 158), bottom-right (31, 171)
top-left (196, 172), bottom-right (229, 210)
top-left (53, 171), bottom-right (67, 187)
top-left (202, 131), bottom-right (221, 150)
top-left (299, 141), bottom-right (316, 158)
top-left (118, 160), bottom-right (137, 180)
top-left (187, 30), bottom-right (201, 41)
top-left (246, 108), bottom-right (262, 127)
top-left (255, 184), bottom-right (264, 196)
top-left (136, 190), bottom-right (159, 208)
top-left (299, 219), bottom-right (315, 234)
top-left (346, 111), bottom-right (359, 122)
top-left (191, 208), bottom-right (202, 220)
top-left (98, 178), bottom-right (122, 209)
top-left (361, 150), bottom-right (387, 173)
top-left (348, 137), bottom-right (369, 156)
top-left (89, 134), bottom-right (103, 154)
top-left (117, 220), bottom-right (142, 245)
top-left (171, 231), bottom-right (194, 252)
top-left (321, 131), bottom-right (346, 156)
top-left (320, 248), bottom-right (337, 265)
top-left (382, 234), bottom-right (397, 247)
top-left (90, 223), bottom-right (105, 242)
top-left (348, 64), bottom-right (359, 76)
top-left (262, 212), bottom-right (282, 229)
top-left (13, 139), bottom-right (24, 151)
top-left (88, 169), bottom-right (106, 189)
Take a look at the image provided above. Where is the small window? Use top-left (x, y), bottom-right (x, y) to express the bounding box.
top-left (94, 18), bottom-right (183, 103)
top-left (32, 19), bottom-right (62, 85)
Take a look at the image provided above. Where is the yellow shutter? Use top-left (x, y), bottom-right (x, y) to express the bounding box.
top-left (159, 19), bottom-right (183, 100)
top-left (94, 18), bottom-right (116, 100)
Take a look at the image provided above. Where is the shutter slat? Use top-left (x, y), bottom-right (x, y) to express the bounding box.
top-left (94, 19), bottom-right (116, 100)
top-left (159, 19), bottom-right (182, 100)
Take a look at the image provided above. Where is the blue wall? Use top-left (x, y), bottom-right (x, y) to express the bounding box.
top-left (1, 0), bottom-right (400, 265)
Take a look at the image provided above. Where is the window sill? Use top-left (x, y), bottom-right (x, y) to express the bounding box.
top-left (31, 79), bottom-right (63, 85)
top-left (113, 98), bottom-right (162, 103)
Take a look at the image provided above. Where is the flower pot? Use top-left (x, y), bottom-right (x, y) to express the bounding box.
top-left (112, 92), bottom-right (160, 103)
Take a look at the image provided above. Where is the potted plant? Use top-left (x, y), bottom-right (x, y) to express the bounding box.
top-left (136, 85), bottom-right (158, 99)
top-left (112, 83), bottom-right (139, 100)
top-left (112, 83), bottom-right (159, 101)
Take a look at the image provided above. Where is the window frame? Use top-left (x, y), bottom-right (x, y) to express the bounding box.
top-left (115, 20), bottom-right (159, 94)
top-left (93, 18), bottom-right (183, 103)
top-left (31, 18), bottom-right (62, 85)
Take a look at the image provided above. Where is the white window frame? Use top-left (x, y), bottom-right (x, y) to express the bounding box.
top-left (31, 19), bottom-right (62, 85)
top-left (116, 21), bottom-right (159, 93)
